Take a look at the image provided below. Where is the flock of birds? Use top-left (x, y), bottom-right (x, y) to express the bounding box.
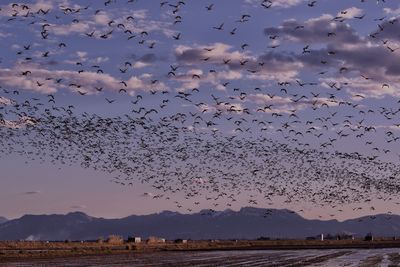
top-left (1, 0), bottom-right (400, 218)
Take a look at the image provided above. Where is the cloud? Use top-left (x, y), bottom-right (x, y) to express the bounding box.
top-left (194, 102), bottom-right (246, 115)
top-left (133, 61), bottom-right (151, 69)
top-left (90, 8), bottom-right (173, 38)
top-left (299, 40), bottom-right (400, 78)
top-left (252, 52), bottom-right (302, 81)
top-left (299, 43), bottom-right (400, 98)
top-left (320, 76), bottom-right (400, 99)
top-left (270, 0), bottom-right (305, 8)
top-left (261, 13), bottom-right (400, 99)
top-left (172, 17), bottom-right (400, 100)
top-left (94, 11), bottom-right (111, 26)
top-left (1, 116), bottom-right (38, 129)
top-left (175, 43), bottom-right (253, 65)
top-left (70, 205), bottom-right (86, 209)
top-left (0, 96), bottom-right (15, 106)
top-left (0, 65), bottom-right (168, 95)
top-left (336, 7), bottom-right (363, 19)
top-left (0, 31), bottom-right (11, 38)
top-left (264, 14), bottom-right (362, 45)
top-left (22, 191), bottom-right (41, 195)
top-left (76, 51), bottom-right (88, 61)
top-left (370, 18), bottom-right (400, 42)
top-left (21, 6), bottom-right (173, 40)
top-left (171, 68), bottom-right (244, 91)
top-left (246, 94), bottom-right (339, 114)
top-left (48, 22), bottom-right (90, 36)
top-left (0, 0), bottom-right (54, 17)
top-left (174, 43), bottom-right (301, 82)
top-left (384, 7), bottom-right (400, 16)
top-left (130, 53), bottom-right (162, 68)
top-left (129, 9), bottom-right (148, 20)
top-left (245, 0), bottom-right (305, 8)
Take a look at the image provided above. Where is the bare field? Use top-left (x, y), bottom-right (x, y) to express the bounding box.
top-left (2, 249), bottom-right (400, 267)
top-left (2, 241), bottom-right (400, 266)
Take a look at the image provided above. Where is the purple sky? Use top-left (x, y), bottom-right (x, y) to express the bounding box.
top-left (1, 0), bottom-right (400, 221)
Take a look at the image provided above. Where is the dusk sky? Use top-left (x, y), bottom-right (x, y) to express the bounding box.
top-left (1, 0), bottom-right (400, 221)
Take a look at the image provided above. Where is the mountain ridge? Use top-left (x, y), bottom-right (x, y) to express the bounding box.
top-left (0, 207), bottom-right (397, 241)
top-left (0, 217), bottom-right (7, 224)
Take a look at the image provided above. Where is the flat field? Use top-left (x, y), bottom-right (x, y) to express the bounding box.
top-left (2, 249), bottom-right (400, 267)
top-left (2, 240), bottom-right (400, 266)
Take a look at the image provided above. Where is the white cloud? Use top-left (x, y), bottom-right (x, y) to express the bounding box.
top-left (94, 12), bottom-right (111, 26)
top-left (0, 65), bottom-right (168, 95)
top-left (0, 31), bottom-right (11, 38)
top-left (245, 0), bottom-right (305, 8)
top-left (130, 9), bottom-right (148, 20)
top-left (93, 57), bottom-right (109, 64)
top-left (320, 76), bottom-right (400, 99)
top-left (133, 61), bottom-right (151, 69)
top-left (175, 42), bottom-right (254, 65)
top-left (384, 7), bottom-right (400, 16)
top-left (91, 9), bottom-right (173, 38)
top-left (175, 42), bottom-right (301, 83)
top-left (76, 51), bottom-right (88, 62)
top-left (337, 7), bottom-right (363, 19)
top-left (0, 96), bottom-right (15, 106)
top-left (0, 0), bottom-right (53, 16)
top-left (246, 94), bottom-right (339, 114)
top-left (171, 68), bottom-right (243, 92)
top-left (49, 22), bottom-right (90, 36)
top-left (270, 0), bottom-right (305, 8)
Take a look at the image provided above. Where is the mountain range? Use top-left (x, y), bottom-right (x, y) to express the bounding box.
top-left (0, 207), bottom-right (398, 241)
top-left (0, 217), bottom-right (7, 224)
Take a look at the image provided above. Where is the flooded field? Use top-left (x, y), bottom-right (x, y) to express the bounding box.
top-left (2, 249), bottom-right (400, 267)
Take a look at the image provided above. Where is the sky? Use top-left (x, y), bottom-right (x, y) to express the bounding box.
top-left (1, 0), bottom-right (400, 221)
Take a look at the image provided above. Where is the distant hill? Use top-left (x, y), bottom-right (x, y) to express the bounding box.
top-left (0, 217), bottom-right (7, 224)
top-left (0, 207), bottom-right (398, 241)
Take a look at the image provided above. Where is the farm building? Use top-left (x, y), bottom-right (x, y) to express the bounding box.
top-left (106, 235), bottom-right (124, 244)
top-left (147, 236), bottom-right (166, 244)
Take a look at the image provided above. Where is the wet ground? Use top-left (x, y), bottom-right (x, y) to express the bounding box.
top-left (2, 249), bottom-right (400, 266)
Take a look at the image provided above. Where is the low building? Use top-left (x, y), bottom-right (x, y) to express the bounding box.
top-left (107, 235), bottom-right (124, 244)
top-left (174, 239), bottom-right (187, 244)
top-left (365, 233), bottom-right (374, 241)
top-left (147, 236), bottom-right (166, 244)
top-left (127, 236), bottom-right (141, 243)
